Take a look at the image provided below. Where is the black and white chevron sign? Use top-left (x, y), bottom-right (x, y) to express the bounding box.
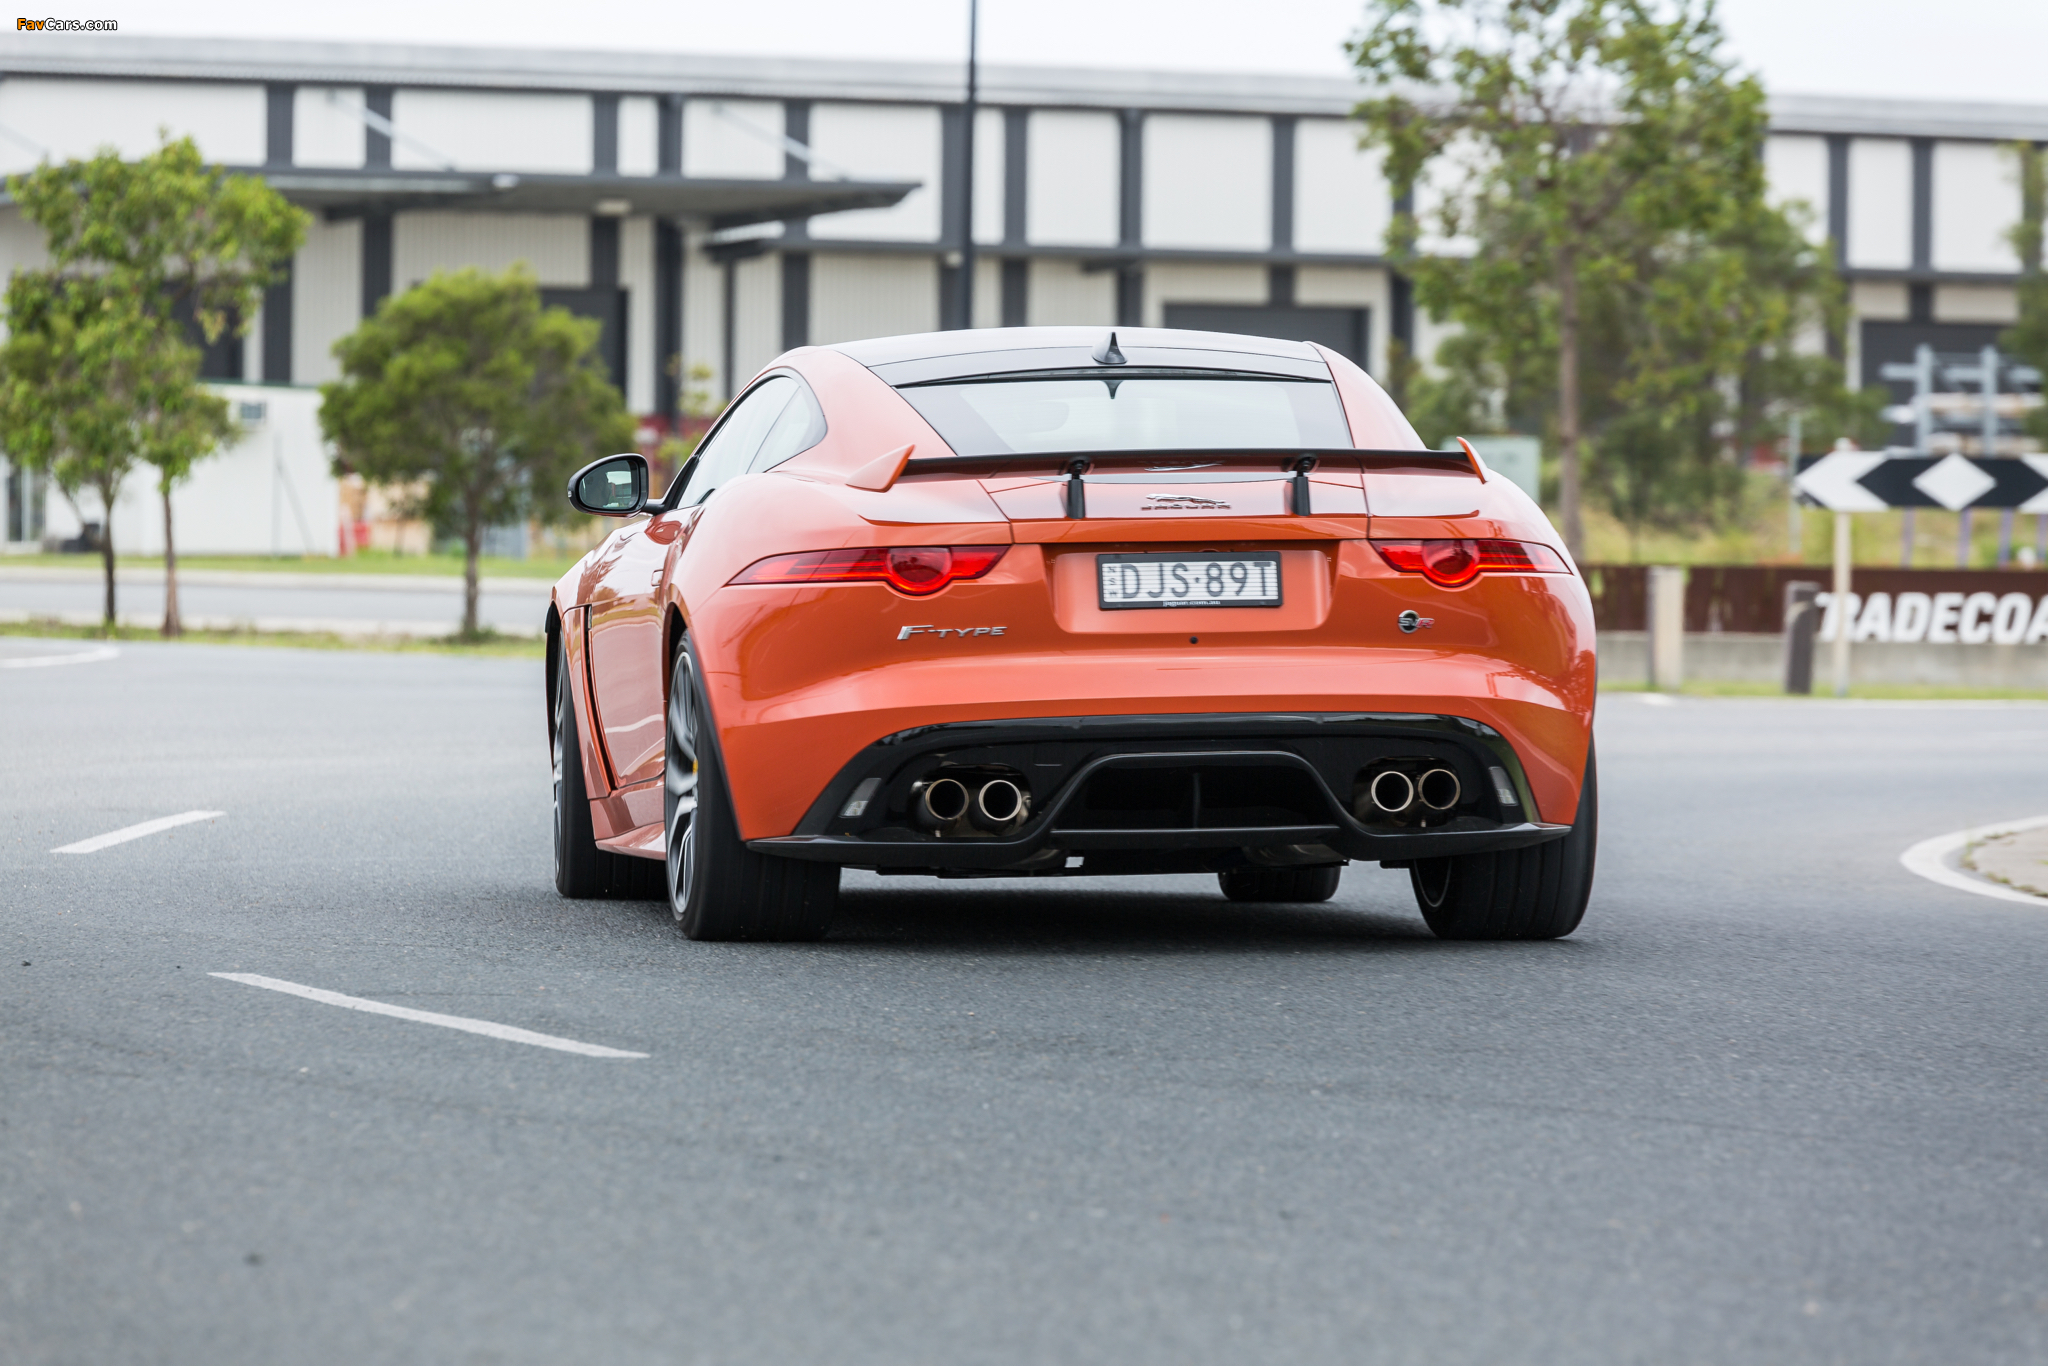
top-left (1794, 452), bottom-right (2048, 512)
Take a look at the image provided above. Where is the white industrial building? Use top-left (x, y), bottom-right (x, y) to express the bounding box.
top-left (1, 34), bottom-right (2044, 553)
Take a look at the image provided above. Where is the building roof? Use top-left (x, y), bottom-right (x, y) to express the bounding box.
top-left (9, 34), bottom-right (2048, 138)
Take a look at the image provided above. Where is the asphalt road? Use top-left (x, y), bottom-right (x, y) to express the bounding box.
top-left (5, 636), bottom-right (2048, 1365)
top-left (0, 566), bottom-right (552, 636)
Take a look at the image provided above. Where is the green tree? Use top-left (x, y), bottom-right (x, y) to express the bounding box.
top-left (321, 266), bottom-right (636, 638)
top-left (0, 137), bottom-right (305, 632)
top-left (2003, 143), bottom-right (2047, 445)
top-left (1351, 0), bottom-right (1797, 555)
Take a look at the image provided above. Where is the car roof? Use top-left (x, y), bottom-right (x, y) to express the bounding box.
top-left (828, 326), bottom-right (1334, 385)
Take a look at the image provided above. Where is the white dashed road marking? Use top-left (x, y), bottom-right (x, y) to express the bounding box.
top-left (210, 973), bottom-right (649, 1059)
top-left (53, 809), bottom-right (224, 854)
top-left (0, 645), bottom-right (119, 669)
top-left (1900, 814), bottom-right (2048, 907)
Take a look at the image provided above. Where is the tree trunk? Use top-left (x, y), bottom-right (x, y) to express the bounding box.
top-left (1555, 245), bottom-right (1585, 560)
top-left (462, 519), bottom-right (483, 639)
top-left (160, 482), bottom-right (182, 638)
top-left (97, 477), bottom-right (118, 632)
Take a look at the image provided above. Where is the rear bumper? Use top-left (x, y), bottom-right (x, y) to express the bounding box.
top-left (746, 711), bottom-right (1572, 874)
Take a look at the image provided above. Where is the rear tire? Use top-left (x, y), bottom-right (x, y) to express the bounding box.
top-left (553, 644), bottom-right (661, 899)
top-left (667, 641), bottom-right (838, 941)
top-left (1410, 745), bottom-right (1598, 940)
top-left (1218, 864), bottom-right (1343, 903)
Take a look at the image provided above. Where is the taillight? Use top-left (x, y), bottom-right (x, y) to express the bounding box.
top-left (729, 545), bottom-right (1008, 596)
top-left (1372, 539), bottom-right (1569, 587)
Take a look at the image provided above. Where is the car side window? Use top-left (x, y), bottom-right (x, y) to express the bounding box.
top-left (748, 379), bottom-right (827, 473)
top-left (674, 376), bottom-right (796, 506)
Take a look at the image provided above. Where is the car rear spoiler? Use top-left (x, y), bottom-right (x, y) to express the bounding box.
top-left (876, 444), bottom-right (1488, 517)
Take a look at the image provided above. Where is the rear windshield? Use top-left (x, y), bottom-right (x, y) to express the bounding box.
top-left (896, 372), bottom-right (1352, 457)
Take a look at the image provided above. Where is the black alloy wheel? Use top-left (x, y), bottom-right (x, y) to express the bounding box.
top-left (665, 639), bottom-right (838, 941)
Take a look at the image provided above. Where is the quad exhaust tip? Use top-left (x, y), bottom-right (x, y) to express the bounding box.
top-left (917, 777), bottom-right (971, 827)
top-left (916, 773), bottom-right (1032, 831)
top-left (1368, 769), bottom-right (1416, 814)
top-left (974, 778), bottom-right (1029, 828)
top-left (1363, 766), bottom-right (1463, 820)
top-left (1417, 767), bottom-right (1462, 812)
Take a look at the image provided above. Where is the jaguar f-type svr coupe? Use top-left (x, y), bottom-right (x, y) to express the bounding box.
top-left (548, 327), bottom-right (1596, 942)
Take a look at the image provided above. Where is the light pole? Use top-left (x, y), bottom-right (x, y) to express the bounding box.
top-left (956, 0), bottom-right (980, 331)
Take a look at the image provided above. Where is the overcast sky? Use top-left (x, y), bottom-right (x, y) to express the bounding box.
top-left (118, 0), bottom-right (2048, 106)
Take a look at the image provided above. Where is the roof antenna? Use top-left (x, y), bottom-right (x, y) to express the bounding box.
top-left (1090, 331), bottom-right (1127, 366)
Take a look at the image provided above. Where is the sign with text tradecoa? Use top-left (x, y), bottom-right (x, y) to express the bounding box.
top-left (1794, 451), bottom-right (2048, 512)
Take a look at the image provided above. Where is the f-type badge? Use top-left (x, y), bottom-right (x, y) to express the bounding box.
top-left (898, 625), bottom-right (1007, 641)
top-left (1397, 610), bottom-right (1436, 634)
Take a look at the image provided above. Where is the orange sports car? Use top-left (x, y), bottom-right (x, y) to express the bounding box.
top-left (547, 327), bottom-right (1596, 942)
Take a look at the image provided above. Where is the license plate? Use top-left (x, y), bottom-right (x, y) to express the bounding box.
top-left (1096, 552), bottom-right (1283, 610)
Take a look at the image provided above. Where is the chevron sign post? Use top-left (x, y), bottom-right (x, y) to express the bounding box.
top-left (1793, 451), bottom-right (2048, 513)
top-left (1791, 451), bottom-right (2048, 696)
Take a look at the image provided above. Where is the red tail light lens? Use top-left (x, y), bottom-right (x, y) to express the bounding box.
top-left (730, 544), bottom-right (1008, 596)
top-left (1372, 539), bottom-right (1569, 587)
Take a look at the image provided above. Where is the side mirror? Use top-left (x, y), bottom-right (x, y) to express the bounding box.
top-left (567, 453), bottom-right (648, 516)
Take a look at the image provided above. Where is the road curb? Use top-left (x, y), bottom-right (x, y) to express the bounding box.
top-left (1900, 814), bottom-right (2048, 907)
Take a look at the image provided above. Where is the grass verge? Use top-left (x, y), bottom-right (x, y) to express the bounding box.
top-left (0, 618), bottom-right (544, 658)
top-left (1601, 678), bottom-right (2048, 700)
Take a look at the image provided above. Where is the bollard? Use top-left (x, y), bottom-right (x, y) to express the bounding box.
top-left (1781, 580), bottom-right (1821, 695)
top-left (1647, 565), bottom-right (1687, 690)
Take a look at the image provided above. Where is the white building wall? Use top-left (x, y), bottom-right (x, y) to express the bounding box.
top-left (1293, 118), bottom-right (1390, 255)
top-left (0, 78), bottom-right (264, 173)
top-left (973, 108), bottom-right (1005, 247)
top-left (1847, 139), bottom-right (1913, 269)
top-left (1026, 258), bottom-right (1115, 326)
top-left (293, 87), bottom-right (367, 167)
top-left (392, 213), bottom-right (588, 289)
top-left (1764, 134), bottom-right (1830, 243)
top-left (1936, 284), bottom-right (2019, 324)
top-left (807, 104), bottom-right (942, 242)
top-left (621, 217), bottom-right (656, 412)
top-left (681, 225), bottom-right (727, 401)
top-left (0, 207), bottom-right (51, 300)
top-left (80, 385), bottom-right (340, 557)
top-left (1027, 111), bottom-right (1120, 247)
top-left (390, 90), bottom-right (591, 174)
top-left (1143, 262), bottom-right (1266, 327)
top-left (730, 253), bottom-right (783, 387)
top-left (1933, 141), bottom-right (2021, 273)
top-left (971, 257), bottom-right (1002, 329)
top-left (1413, 135), bottom-right (1486, 256)
top-left (292, 217), bottom-right (361, 386)
top-left (1851, 280), bottom-right (1910, 321)
top-left (618, 95), bottom-right (659, 177)
top-left (810, 253), bottom-right (939, 345)
top-left (683, 99), bottom-right (784, 179)
top-left (1144, 115), bottom-right (1269, 251)
top-left (1296, 265), bottom-right (1391, 376)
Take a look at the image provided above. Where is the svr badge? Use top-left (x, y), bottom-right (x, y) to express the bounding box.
top-left (1397, 610), bottom-right (1435, 634)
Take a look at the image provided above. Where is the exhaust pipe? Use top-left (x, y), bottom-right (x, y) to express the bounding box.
top-left (1417, 767), bottom-right (1462, 812)
top-left (972, 778), bottom-right (1029, 830)
top-left (916, 776), bottom-right (971, 829)
top-left (1368, 769), bottom-right (1416, 815)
